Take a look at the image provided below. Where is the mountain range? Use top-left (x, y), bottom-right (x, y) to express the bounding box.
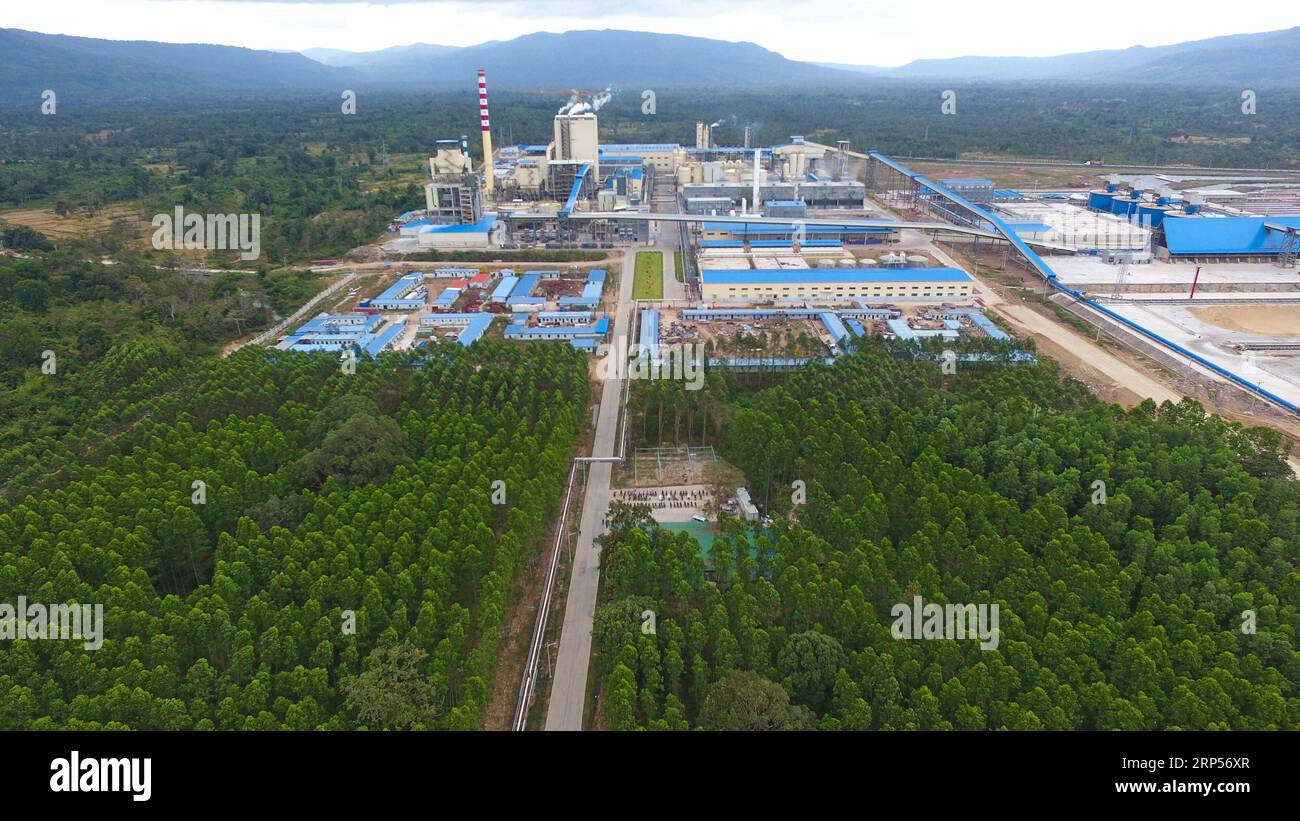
top-left (1, 26), bottom-right (1298, 105)
top-left (821, 27), bottom-right (1300, 86)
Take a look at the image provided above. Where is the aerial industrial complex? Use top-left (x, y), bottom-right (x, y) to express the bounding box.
top-left (275, 68), bottom-right (1300, 421)
top-left (219, 55), bottom-right (1300, 743)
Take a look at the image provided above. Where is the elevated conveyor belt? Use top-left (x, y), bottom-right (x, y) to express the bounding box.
top-left (867, 151), bottom-right (1300, 415)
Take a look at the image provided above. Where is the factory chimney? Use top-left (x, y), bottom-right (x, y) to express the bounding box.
top-left (751, 149), bottom-right (760, 214)
top-left (695, 121), bottom-right (705, 150)
top-left (743, 125), bottom-right (752, 149)
top-left (477, 70), bottom-right (494, 198)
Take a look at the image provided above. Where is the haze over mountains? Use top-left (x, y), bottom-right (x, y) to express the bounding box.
top-left (1, 25), bottom-right (1297, 105)
top-left (822, 26), bottom-right (1300, 86)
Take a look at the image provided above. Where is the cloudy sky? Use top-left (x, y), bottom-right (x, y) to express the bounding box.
top-left (5, 0), bottom-right (1297, 66)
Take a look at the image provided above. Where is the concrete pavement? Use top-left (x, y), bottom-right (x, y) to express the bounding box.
top-left (545, 250), bottom-right (636, 730)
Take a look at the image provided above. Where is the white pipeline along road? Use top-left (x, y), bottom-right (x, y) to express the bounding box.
top-left (512, 461), bottom-right (579, 731)
top-left (543, 251), bottom-right (637, 730)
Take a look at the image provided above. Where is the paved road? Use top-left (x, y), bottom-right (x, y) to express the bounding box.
top-left (661, 247), bottom-right (688, 301)
top-left (545, 249), bottom-right (636, 731)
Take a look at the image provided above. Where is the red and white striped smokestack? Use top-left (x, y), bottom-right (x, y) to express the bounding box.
top-left (477, 69), bottom-right (495, 197)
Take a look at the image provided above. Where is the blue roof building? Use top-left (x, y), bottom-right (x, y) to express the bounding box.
top-left (490, 276), bottom-right (519, 303)
top-left (278, 313), bottom-right (404, 354)
top-left (418, 312), bottom-right (493, 346)
top-left (1163, 216), bottom-right (1300, 256)
top-left (369, 273), bottom-right (426, 310)
top-left (639, 309), bottom-right (660, 362)
top-left (819, 312), bottom-right (851, 346)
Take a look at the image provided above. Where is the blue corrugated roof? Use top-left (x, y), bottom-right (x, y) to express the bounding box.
top-left (514, 272), bottom-right (541, 297)
top-left (419, 216), bottom-right (497, 234)
top-left (456, 314), bottom-right (492, 347)
top-left (363, 323), bottom-right (405, 356)
top-left (491, 276), bottom-right (519, 301)
top-left (601, 143), bottom-right (679, 152)
top-left (640, 309), bottom-right (660, 361)
top-left (1163, 216), bottom-right (1300, 255)
top-left (701, 268), bottom-right (972, 284)
top-left (375, 273), bottom-right (423, 302)
top-left (819, 312), bottom-right (851, 345)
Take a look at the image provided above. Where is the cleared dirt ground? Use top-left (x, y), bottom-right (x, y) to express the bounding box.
top-left (1190, 305), bottom-right (1300, 337)
top-left (0, 204), bottom-right (144, 239)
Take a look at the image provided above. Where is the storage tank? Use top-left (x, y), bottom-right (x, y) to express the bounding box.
top-left (1111, 197), bottom-right (1139, 217)
top-left (880, 252), bottom-right (906, 267)
top-left (818, 258), bottom-right (835, 268)
top-left (906, 255), bottom-right (928, 265)
top-left (1088, 191), bottom-right (1115, 212)
top-left (1136, 203), bottom-right (1169, 229)
top-left (857, 257), bottom-right (878, 267)
top-left (839, 258), bottom-right (857, 268)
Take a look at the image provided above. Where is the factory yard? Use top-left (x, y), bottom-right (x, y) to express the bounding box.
top-left (1047, 254), bottom-right (1300, 291)
top-left (1100, 301), bottom-right (1300, 408)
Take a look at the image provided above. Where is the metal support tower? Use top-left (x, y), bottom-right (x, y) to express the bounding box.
top-left (1278, 229), bottom-right (1298, 268)
top-left (1111, 252), bottom-right (1131, 298)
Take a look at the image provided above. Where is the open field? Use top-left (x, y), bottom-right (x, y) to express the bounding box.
top-left (909, 160), bottom-right (1097, 190)
top-left (0, 203), bottom-right (144, 239)
top-left (633, 250), bottom-right (664, 300)
top-left (1191, 305), bottom-right (1300, 336)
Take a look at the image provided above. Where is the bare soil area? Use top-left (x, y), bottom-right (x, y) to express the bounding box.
top-left (1190, 305), bottom-right (1300, 337)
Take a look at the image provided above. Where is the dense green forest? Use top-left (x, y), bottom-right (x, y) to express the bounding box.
top-left (594, 340), bottom-right (1300, 730)
top-left (0, 341), bottom-right (587, 729)
top-left (0, 236), bottom-right (320, 451)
